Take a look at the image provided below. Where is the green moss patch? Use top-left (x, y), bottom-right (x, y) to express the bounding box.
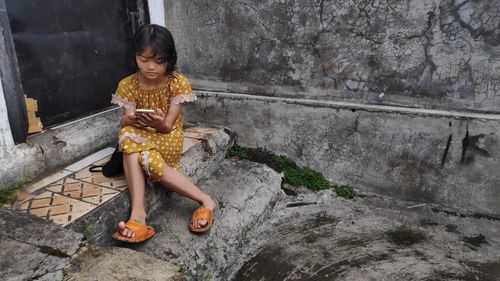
top-left (334, 184), bottom-right (357, 199)
top-left (74, 220), bottom-right (93, 242)
top-left (0, 177), bottom-right (30, 207)
top-left (179, 264), bottom-right (191, 277)
top-left (226, 145), bottom-right (330, 191)
top-left (226, 145), bottom-right (281, 171)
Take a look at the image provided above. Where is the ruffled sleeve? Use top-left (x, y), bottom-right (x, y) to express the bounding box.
top-left (111, 76), bottom-right (137, 110)
top-left (169, 74), bottom-right (197, 105)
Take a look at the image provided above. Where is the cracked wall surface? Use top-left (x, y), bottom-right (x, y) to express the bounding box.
top-left (185, 93), bottom-right (500, 216)
top-left (166, 0), bottom-right (500, 112)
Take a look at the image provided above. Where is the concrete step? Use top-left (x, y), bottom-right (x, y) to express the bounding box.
top-left (2, 124), bottom-right (234, 281)
top-left (0, 208), bottom-right (183, 281)
top-left (108, 159), bottom-right (283, 280)
top-left (0, 208), bottom-right (83, 281)
top-left (68, 125), bottom-right (234, 245)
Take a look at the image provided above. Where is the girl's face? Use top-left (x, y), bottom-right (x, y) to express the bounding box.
top-left (135, 46), bottom-right (167, 80)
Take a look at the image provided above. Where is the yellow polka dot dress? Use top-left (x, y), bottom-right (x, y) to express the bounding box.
top-left (111, 72), bottom-right (196, 181)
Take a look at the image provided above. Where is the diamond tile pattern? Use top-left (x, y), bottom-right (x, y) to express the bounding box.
top-left (14, 153), bottom-right (125, 226)
top-left (46, 179), bottom-right (120, 205)
top-left (18, 190), bottom-right (96, 226)
top-left (71, 168), bottom-right (128, 191)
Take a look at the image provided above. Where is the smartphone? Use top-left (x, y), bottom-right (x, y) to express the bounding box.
top-left (135, 109), bottom-right (155, 114)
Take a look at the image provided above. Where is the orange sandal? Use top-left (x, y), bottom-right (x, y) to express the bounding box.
top-left (189, 206), bottom-right (213, 233)
top-left (112, 219), bottom-right (155, 243)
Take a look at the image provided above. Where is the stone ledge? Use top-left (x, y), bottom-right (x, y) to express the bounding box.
top-left (1, 107), bottom-right (121, 186)
top-left (0, 208), bottom-right (83, 281)
top-left (195, 90), bottom-right (500, 120)
top-left (130, 160), bottom-right (283, 280)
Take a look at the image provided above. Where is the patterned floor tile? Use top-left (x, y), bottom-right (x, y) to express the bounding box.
top-left (24, 170), bottom-right (73, 194)
top-left (18, 191), bottom-right (96, 226)
top-left (71, 166), bottom-right (127, 191)
top-left (46, 179), bottom-right (120, 205)
top-left (15, 191), bottom-right (33, 202)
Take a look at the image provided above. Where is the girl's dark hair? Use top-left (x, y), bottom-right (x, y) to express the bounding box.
top-left (134, 24), bottom-right (177, 75)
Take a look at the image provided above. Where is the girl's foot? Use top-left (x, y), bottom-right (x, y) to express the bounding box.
top-left (118, 213), bottom-right (146, 238)
top-left (192, 197), bottom-right (216, 230)
top-left (113, 217), bottom-right (155, 243)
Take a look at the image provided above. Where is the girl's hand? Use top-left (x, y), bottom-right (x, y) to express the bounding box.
top-left (151, 109), bottom-right (170, 133)
top-left (136, 109), bottom-right (169, 133)
top-left (122, 113), bottom-right (146, 128)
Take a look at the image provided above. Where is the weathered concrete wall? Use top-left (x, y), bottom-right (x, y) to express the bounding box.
top-left (0, 108), bottom-right (121, 187)
top-left (0, 77), bottom-right (14, 157)
top-left (185, 92), bottom-right (500, 217)
top-left (166, 0), bottom-right (500, 112)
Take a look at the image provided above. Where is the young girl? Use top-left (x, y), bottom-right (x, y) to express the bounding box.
top-left (110, 24), bottom-right (216, 243)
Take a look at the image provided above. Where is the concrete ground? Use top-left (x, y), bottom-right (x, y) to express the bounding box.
top-left (1, 125), bottom-right (499, 280)
top-left (233, 185), bottom-right (500, 281)
top-left (100, 159), bottom-right (500, 280)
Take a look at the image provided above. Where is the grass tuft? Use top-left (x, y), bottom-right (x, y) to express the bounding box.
top-left (226, 145), bottom-right (250, 159)
top-left (334, 184), bottom-right (357, 199)
top-left (283, 166), bottom-right (330, 191)
top-left (274, 155), bottom-right (297, 170)
top-left (226, 145), bottom-right (330, 191)
top-left (0, 177), bottom-right (30, 207)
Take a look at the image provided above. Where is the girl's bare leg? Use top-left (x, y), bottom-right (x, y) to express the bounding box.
top-left (159, 165), bottom-right (216, 229)
top-left (118, 152), bottom-right (147, 238)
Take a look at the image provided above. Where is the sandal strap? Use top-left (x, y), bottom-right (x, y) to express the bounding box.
top-left (191, 207), bottom-right (213, 222)
top-left (124, 219), bottom-right (149, 236)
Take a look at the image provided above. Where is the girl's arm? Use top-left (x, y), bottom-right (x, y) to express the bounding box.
top-left (159, 104), bottom-right (182, 133)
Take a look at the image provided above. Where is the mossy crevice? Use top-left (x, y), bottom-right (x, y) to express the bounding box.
top-left (334, 184), bottom-right (357, 199)
top-left (226, 145), bottom-right (330, 191)
top-left (38, 245), bottom-right (71, 258)
top-left (74, 220), bottom-right (94, 242)
top-left (386, 225), bottom-right (427, 246)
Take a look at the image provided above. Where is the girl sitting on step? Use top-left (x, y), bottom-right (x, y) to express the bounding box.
top-left (110, 24), bottom-right (216, 243)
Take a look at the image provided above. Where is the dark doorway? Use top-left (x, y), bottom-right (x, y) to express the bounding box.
top-left (5, 0), bottom-right (147, 128)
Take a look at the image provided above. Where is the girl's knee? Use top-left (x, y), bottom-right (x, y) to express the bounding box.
top-left (162, 164), bottom-right (176, 173)
top-left (138, 150), bottom-right (165, 182)
top-left (123, 151), bottom-right (139, 160)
